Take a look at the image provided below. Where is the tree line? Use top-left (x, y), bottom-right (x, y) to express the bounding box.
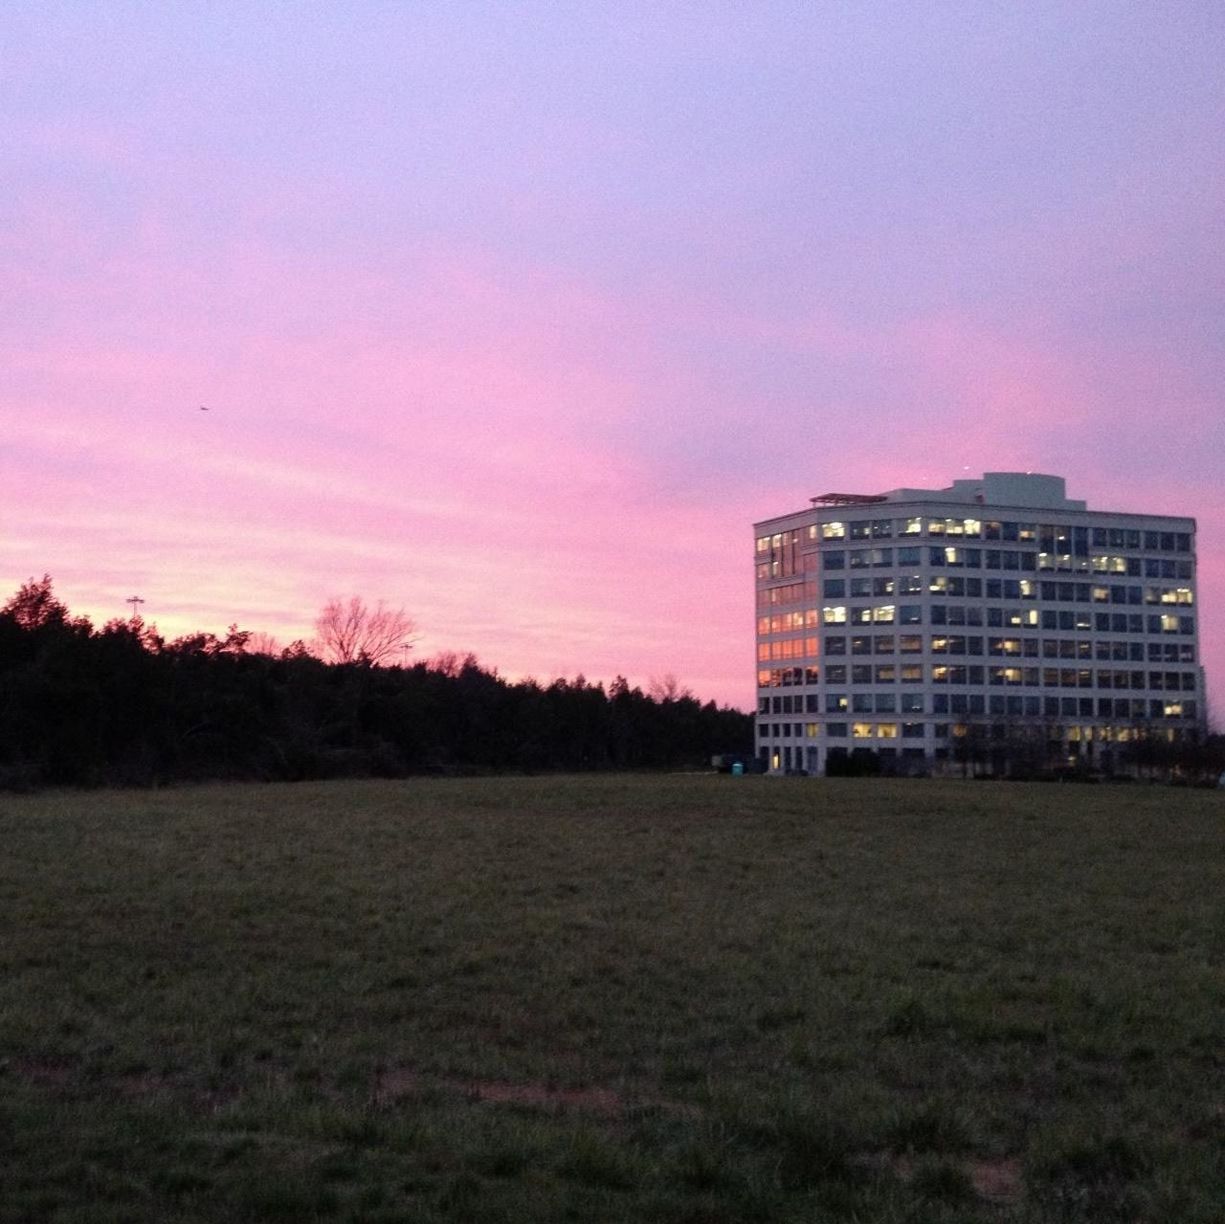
top-left (0, 577), bottom-right (751, 790)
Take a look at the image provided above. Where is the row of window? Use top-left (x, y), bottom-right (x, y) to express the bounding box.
top-left (765, 744), bottom-right (930, 774)
top-left (825, 666), bottom-right (1195, 691)
top-left (765, 632), bottom-right (1198, 660)
top-left (758, 613), bottom-right (1197, 662)
top-left (823, 668), bottom-right (1198, 705)
top-left (758, 637), bottom-right (820, 661)
top-left (761, 663), bottom-right (1198, 691)
top-left (813, 547), bottom-right (1195, 574)
top-left (883, 612), bottom-right (1190, 636)
top-left (811, 579), bottom-right (1194, 606)
top-left (758, 521), bottom-right (1192, 550)
top-left (758, 697), bottom-right (1198, 738)
top-left (931, 608), bottom-right (1197, 632)
top-left (801, 585), bottom-right (1194, 628)
top-left (761, 583), bottom-right (1191, 622)
top-left (760, 667), bottom-right (1199, 714)
top-left (760, 554), bottom-right (1196, 585)
top-left (757, 580), bottom-right (818, 608)
top-left (814, 517), bottom-right (990, 540)
top-left (750, 573), bottom-right (1199, 610)
top-left (754, 705), bottom-right (1195, 740)
top-left (754, 632), bottom-right (1195, 691)
top-left (760, 555), bottom-right (1195, 584)
top-left (763, 722), bottom-right (1186, 772)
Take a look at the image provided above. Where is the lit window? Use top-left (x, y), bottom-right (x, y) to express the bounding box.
top-left (876, 723), bottom-right (899, 739)
top-left (822, 522), bottom-right (846, 539)
top-left (852, 722), bottom-right (874, 739)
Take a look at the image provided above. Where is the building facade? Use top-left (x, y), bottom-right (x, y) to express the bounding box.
top-left (754, 473), bottom-right (1202, 775)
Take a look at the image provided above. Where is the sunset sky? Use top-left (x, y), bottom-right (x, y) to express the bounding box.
top-left (4, 4), bottom-right (1223, 710)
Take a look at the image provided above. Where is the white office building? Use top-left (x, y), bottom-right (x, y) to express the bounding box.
top-left (754, 473), bottom-right (1202, 775)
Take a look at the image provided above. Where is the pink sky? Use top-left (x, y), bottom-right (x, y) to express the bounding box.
top-left (3, 5), bottom-right (1224, 711)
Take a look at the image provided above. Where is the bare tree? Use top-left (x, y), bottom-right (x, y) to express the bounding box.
top-left (244, 631), bottom-right (282, 657)
top-left (648, 673), bottom-right (693, 703)
top-left (314, 596), bottom-right (417, 666)
top-left (428, 650), bottom-right (464, 678)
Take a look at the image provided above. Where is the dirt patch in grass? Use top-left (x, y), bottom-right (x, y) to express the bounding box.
top-left (467, 1079), bottom-right (624, 1113)
top-left (7, 1055), bottom-right (76, 1088)
top-left (8, 1055), bottom-right (240, 1114)
top-left (883, 1153), bottom-right (1023, 1204)
top-left (375, 1065), bottom-right (688, 1117)
top-left (113, 1068), bottom-right (240, 1113)
top-left (967, 1156), bottom-right (1023, 1202)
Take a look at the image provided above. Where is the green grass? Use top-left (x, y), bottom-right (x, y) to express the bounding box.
top-left (0, 775), bottom-right (1221, 1221)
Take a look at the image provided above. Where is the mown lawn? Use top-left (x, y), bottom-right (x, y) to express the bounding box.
top-left (0, 775), bottom-right (1221, 1222)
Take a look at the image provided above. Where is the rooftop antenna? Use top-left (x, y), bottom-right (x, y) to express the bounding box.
top-left (126, 595), bottom-right (146, 620)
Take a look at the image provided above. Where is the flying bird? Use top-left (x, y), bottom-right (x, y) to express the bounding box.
top-left (199, 405), bottom-right (209, 411)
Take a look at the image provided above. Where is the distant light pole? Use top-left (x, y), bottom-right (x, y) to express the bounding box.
top-left (126, 595), bottom-right (146, 621)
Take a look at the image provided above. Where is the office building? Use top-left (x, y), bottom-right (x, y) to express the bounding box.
top-left (754, 472), bottom-right (1202, 775)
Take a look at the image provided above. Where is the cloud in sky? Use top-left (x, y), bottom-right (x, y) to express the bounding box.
top-left (2, 3), bottom-right (1224, 708)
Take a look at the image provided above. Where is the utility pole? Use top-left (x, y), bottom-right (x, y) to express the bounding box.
top-left (126, 595), bottom-right (145, 621)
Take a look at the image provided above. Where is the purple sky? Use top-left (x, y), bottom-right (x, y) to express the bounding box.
top-left (3, 4), bottom-right (1223, 710)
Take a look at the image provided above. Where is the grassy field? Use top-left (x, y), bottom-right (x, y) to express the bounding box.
top-left (0, 775), bottom-right (1221, 1222)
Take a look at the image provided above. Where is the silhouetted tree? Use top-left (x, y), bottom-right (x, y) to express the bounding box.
top-left (648, 673), bottom-right (692, 703)
top-left (314, 596), bottom-right (417, 666)
top-left (3, 574), bottom-right (71, 630)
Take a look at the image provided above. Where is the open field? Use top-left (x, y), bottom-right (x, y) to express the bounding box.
top-left (0, 776), bottom-right (1221, 1222)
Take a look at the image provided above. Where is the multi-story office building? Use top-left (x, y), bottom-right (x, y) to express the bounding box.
top-left (754, 472), bottom-right (1202, 775)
